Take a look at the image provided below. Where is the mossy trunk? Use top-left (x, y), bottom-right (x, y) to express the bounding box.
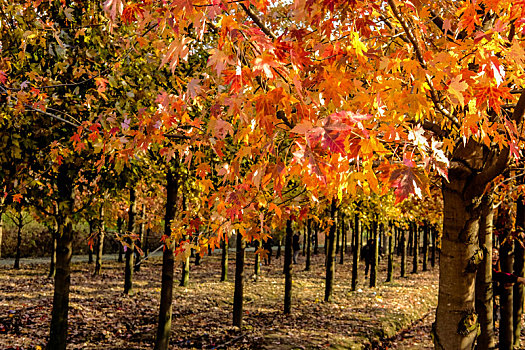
top-left (221, 238), bottom-right (228, 282)
top-left (475, 195), bottom-right (495, 350)
top-left (351, 213), bottom-right (360, 291)
top-left (154, 165), bottom-right (179, 350)
top-left (232, 232), bottom-right (245, 327)
top-left (325, 200), bottom-right (337, 301)
top-left (284, 219), bottom-right (293, 313)
top-left (124, 187), bottom-right (136, 295)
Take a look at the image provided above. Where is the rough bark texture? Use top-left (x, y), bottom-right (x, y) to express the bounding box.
top-left (475, 196), bottom-right (495, 350)
top-left (124, 187), bottom-right (136, 295)
top-left (232, 232), bottom-right (245, 327)
top-left (324, 200), bottom-right (337, 301)
top-left (351, 213), bottom-right (360, 291)
top-left (284, 219), bottom-right (293, 313)
top-left (221, 238), bottom-right (228, 282)
top-left (154, 165), bottom-right (179, 350)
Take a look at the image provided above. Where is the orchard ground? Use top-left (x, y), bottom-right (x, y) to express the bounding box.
top-left (3, 249), bottom-right (439, 349)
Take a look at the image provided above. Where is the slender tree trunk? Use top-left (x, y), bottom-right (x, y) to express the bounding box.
top-left (431, 226), bottom-right (436, 268)
top-left (514, 191), bottom-right (525, 348)
top-left (233, 232), bottom-right (245, 327)
top-left (302, 226), bottom-right (306, 256)
top-left (154, 165), bottom-right (179, 350)
top-left (305, 219), bottom-right (311, 271)
top-left (325, 200), bottom-right (337, 301)
top-left (254, 240), bottom-right (260, 279)
top-left (145, 227), bottom-right (150, 257)
top-left (221, 238), bottom-right (228, 281)
top-left (87, 220), bottom-right (94, 264)
top-left (284, 219), bottom-right (293, 314)
top-left (386, 232), bottom-right (393, 282)
top-left (180, 255), bottom-right (190, 287)
top-left (475, 195), bottom-right (495, 350)
top-left (351, 213), bottom-right (360, 291)
top-left (370, 221), bottom-right (379, 288)
top-left (276, 238), bottom-right (282, 259)
top-left (339, 214), bottom-right (345, 264)
top-left (117, 217), bottom-right (124, 263)
top-left (94, 206), bottom-right (105, 276)
top-left (412, 222), bottom-right (419, 274)
top-left (400, 227), bottom-right (407, 278)
top-left (14, 213), bottom-right (22, 270)
top-left (407, 224), bottom-right (413, 256)
top-left (500, 236), bottom-right (514, 350)
top-left (313, 224), bottom-right (319, 255)
top-left (0, 212), bottom-right (3, 259)
top-left (335, 212), bottom-right (340, 255)
top-left (124, 187), bottom-right (136, 295)
top-left (135, 204), bottom-right (146, 272)
top-left (422, 223), bottom-right (428, 271)
top-left (49, 223), bottom-right (57, 279)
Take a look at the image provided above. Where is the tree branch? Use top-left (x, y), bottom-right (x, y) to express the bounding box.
top-left (240, 3), bottom-right (277, 40)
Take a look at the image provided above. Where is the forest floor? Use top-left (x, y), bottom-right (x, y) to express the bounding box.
top-left (0, 249), bottom-right (439, 349)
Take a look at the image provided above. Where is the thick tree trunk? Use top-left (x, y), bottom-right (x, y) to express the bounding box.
top-left (370, 221), bottom-right (379, 288)
top-left (351, 213), bottom-right (360, 291)
top-left (325, 200), bottom-right (337, 301)
top-left (94, 206), bottom-right (104, 276)
top-left (232, 232), bottom-right (245, 327)
top-left (124, 187), bottom-right (136, 295)
top-left (475, 196), bottom-right (496, 350)
top-left (221, 238), bottom-right (228, 281)
top-left (514, 192), bottom-right (525, 348)
top-left (500, 237), bottom-right (514, 349)
top-left (154, 165), bottom-right (179, 350)
top-left (284, 219), bottom-right (293, 313)
top-left (305, 219), bottom-right (311, 271)
top-left (400, 227), bottom-right (407, 278)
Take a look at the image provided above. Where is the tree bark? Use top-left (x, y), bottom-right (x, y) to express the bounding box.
top-left (180, 255), bottom-right (190, 287)
top-left (94, 206), bottom-right (104, 276)
top-left (134, 204), bottom-right (146, 272)
top-left (335, 211), bottom-right (340, 255)
top-left (422, 222), bottom-right (429, 271)
top-left (351, 213), bottom-right (360, 291)
top-left (124, 187), bottom-right (136, 295)
top-left (313, 224), bottom-right (319, 255)
top-left (339, 214), bottom-right (345, 264)
top-left (431, 226), bottom-right (436, 268)
top-left (0, 212), bottom-right (3, 259)
top-left (500, 236), bottom-right (514, 350)
top-left (475, 195), bottom-right (496, 350)
top-left (49, 222), bottom-right (57, 279)
top-left (284, 219), bottom-right (293, 314)
top-left (370, 221), bottom-right (379, 288)
top-left (514, 191), bottom-right (525, 348)
top-left (412, 222), bottom-right (419, 274)
top-left (386, 231), bottom-right (393, 283)
top-left (87, 220), bottom-right (94, 264)
top-left (14, 212), bottom-right (22, 270)
top-left (232, 231), bottom-right (245, 327)
top-left (117, 217), bottom-right (124, 263)
top-left (400, 227), bottom-right (407, 278)
top-left (254, 239), bottom-right (261, 280)
top-left (221, 238), bottom-right (228, 281)
top-left (325, 199), bottom-right (337, 301)
top-left (154, 164), bottom-right (179, 350)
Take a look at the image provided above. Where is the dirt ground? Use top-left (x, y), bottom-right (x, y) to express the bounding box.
top-left (0, 250), bottom-right (439, 349)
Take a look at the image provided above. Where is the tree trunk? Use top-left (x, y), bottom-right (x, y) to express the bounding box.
top-left (145, 227), bottom-right (150, 257)
top-left (339, 214), bottom-right (345, 264)
top-left (94, 206), bottom-right (104, 276)
top-left (400, 227), bottom-right (407, 278)
top-left (412, 222), bottom-right (419, 274)
top-left (325, 199), bottom-right (337, 301)
top-left (254, 240), bottom-right (261, 279)
top-left (135, 204), bottom-right (146, 272)
top-left (0, 212), bottom-right (3, 259)
top-left (500, 236), bottom-right (514, 349)
top-left (124, 187), bottom-right (136, 295)
top-left (232, 232), bottom-right (245, 327)
top-left (370, 221), bottom-right (379, 288)
top-left (117, 217), bottom-right (124, 263)
top-left (335, 211), bottom-right (340, 255)
top-left (351, 213), bottom-right (360, 291)
top-left (422, 223), bottom-right (429, 271)
top-left (221, 238), bottom-right (228, 281)
top-left (302, 225), bottom-right (306, 256)
top-left (313, 224), bottom-right (319, 255)
top-left (14, 213), bottom-right (22, 270)
top-left (475, 195), bottom-right (495, 350)
top-left (49, 223), bottom-right (57, 279)
top-left (180, 255), bottom-right (190, 287)
top-left (88, 220), bottom-right (94, 264)
top-left (386, 232), bottom-right (393, 283)
top-left (305, 219), bottom-right (311, 271)
top-left (154, 165), bottom-right (179, 350)
top-left (431, 226), bottom-right (436, 268)
top-left (47, 165), bottom-right (74, 350)
top-left (284, 219), bottom-right (293, 314)
top-left (276, 238), bottom-right (282, 259)
top-left (514, 191), bottom-right (525, 348)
